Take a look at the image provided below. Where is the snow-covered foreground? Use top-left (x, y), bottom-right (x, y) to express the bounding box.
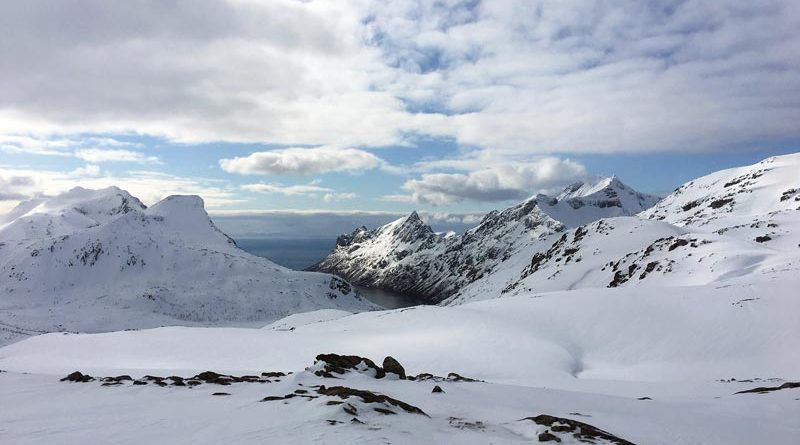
top-left (2, 277), bottom-right (798, 444)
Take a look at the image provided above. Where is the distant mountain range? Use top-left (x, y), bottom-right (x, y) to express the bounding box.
top-left (309, 176), bottom-right (661, 302)
top-left (312, 154), bottom-right (800, 305)
top-left (0, 187), bottom-right (374, 346)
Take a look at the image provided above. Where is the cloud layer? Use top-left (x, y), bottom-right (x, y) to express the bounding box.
top-left (1, 0), bottom-right (797, 154)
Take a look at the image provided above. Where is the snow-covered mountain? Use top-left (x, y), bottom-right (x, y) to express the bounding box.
top-left (448, 153), bottom-right (800, 304)
top-left (0, 187), bottom-right (374, 346)
top-left (314, 156), bottom-right (799, 306)
top-left (311, 177), bottom-right (659, 303)
top-left (641, 153), bottom-right (800, 250)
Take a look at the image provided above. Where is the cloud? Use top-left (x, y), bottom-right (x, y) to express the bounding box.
top-left (74, 148), bottom-right (160, 164)
top-left (241, 182), bottom-right (334, 196)
top-left (323, 192), bottom-right (357, 202)
top-left (70, 164), bottom-right (102, 177)
top-left (1, 135), bottom-right (160, 164)
top-left (0, 166), bottom-right (244, 216)
top-left (220, 146), bottom-right (387, 176)
top-left (0, 1), bottom-right (796, 154)
top-left (399, 157), bottom-right (587, 205)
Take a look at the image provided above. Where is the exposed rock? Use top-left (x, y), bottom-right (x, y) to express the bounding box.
top-left (60, 371), bottom-right (94, 383)
top-left (382, 356), bottom-right (406, 379)
top-left (523, 414), bottom-right (636, 445)
top-left (735, 381), bottom-right (800, 394)
top-left (313, 353), bottom-right (386, 379)
top-left (432, 385), bottom-right (444, 394)
top-left (317, 385), bottom-right (428, 416)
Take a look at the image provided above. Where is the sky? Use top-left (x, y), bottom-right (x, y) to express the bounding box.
top-left (1, 0), bottom-right (799, 234)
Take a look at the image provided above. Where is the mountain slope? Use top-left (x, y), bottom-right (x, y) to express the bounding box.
top-left (0, 187), bottom-right (374, 346)
top-left (449, 153), bottom-right (800, 304)
top-left (311, 177), bottom-right (658, 303)
top-left (641, 153), bottom-right (800, 250)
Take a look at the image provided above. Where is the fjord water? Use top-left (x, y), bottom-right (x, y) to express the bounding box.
top-left (234, 237), bottom-right (336, 270)
top-left (235, 237), bottom-right (425, 309)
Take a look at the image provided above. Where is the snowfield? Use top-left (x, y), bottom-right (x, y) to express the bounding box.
top-left (1, 276), bottom-right (799, 444)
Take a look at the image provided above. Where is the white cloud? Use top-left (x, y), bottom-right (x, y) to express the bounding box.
top-left (70, 164), bottom-right (102, 177)
top-left (0, 135), bottom-right (73, 156)
top-left (323, 192), bottom-right (357, 202)
top-left (221, 146), bottom-right (388, 176)
top-left (242, 182), bottom-right (334, 196)
top-left (0, 1), bottom-right (795, 153)
top-left (399, 157), bottom-right (587, 205)
top-left (74, 148), bottom-right (160, 164)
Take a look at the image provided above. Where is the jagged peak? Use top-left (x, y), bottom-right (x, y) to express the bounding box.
top-left (382, 211), bottom-right (434, 243)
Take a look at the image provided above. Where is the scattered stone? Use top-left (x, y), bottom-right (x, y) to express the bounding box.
top-left (637, 397), bottom-right (652, 400)
top-left (343, 404), bottom-right (358, 416)
top-left (212, 392), bottom-right (231, 396)
top-left (755, 235), bottom-right (772, 243)
top-left (538, 431), bottom-right (562, 442)
top-left (374, 407), bottom-right (396, 415)
top-left (432, 385), bottom-right (444, 394)
top-left (382, 356), bottom-right (406, 379)
top-left (317, 385), bottom-right (428, 416)
top-left (61, 371), bottom-right (94, 383)
top-left (325, 400), bottom-right (344, 406)
top-left (523, 414), bottom-right (637, 445)
top-left (447, 372), bottom-right (482, 382)
top-left (260, 394), bottom-right (296, 402)
top-left (448, 417), bottom-right (486, 431)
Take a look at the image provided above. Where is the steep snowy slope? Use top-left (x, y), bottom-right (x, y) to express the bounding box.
top-left (0, 187), bottom-right (374, 346)
top-left (311, 177), bottom-right (658, 303)
top-left (448, 216), bottom-right (791, 304)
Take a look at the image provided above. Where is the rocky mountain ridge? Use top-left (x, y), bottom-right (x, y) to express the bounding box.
top-left (311, 177), bottom-right (660, 303)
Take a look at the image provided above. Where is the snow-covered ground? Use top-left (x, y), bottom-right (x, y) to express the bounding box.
top-left (1, 276), bottom-right (798, 444)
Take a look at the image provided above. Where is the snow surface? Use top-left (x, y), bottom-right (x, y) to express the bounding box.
top-left (0, 187), bottom-right (376, 346)
top-left (1, 278), bottom-right (798, 444)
